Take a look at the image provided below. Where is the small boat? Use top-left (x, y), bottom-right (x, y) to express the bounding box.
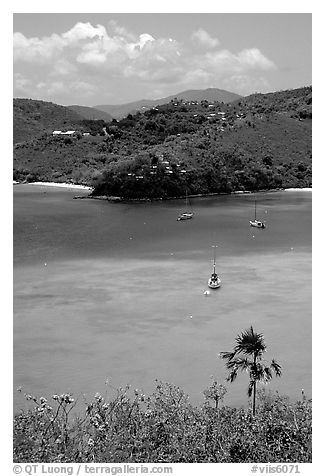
top-left (250, 199), bottom-right (266, 228)
top-left (208, 245), bottom-right (221, 289)
top-left (177, 212), bottom-right (193, 221)
top-left (177, 191), bottom-right (194, 221)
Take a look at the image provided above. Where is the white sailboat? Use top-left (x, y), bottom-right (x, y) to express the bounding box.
top-left (208, 245), bottom-right (221, 289)
top-left (249, 199), bottom-right (266, 228)
top-left (177, 191), bottom-right (193, 221)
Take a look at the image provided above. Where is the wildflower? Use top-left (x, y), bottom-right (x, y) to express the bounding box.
top-left (59, 393), bottom-right (74, 404)
top-left (90, 416), bottom-right (99, 427)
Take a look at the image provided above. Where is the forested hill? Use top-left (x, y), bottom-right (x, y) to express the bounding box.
top-left (13, 86), bottom-right (312, 197)
top-left (234, 87), bottom-right (312, 117)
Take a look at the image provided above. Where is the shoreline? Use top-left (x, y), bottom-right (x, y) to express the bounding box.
top-left (13, 181), bottom-right (312, 200)
top-left (85, 187), bottom-right (312, 202)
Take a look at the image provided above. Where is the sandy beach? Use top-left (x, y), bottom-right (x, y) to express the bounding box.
top-left (14, 181), bottom-right (93, 191)
top-left (284, 188), bottom-right (312, 192)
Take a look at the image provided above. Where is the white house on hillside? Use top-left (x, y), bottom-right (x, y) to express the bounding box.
top-left (52, 130), bottom-right (76, 136)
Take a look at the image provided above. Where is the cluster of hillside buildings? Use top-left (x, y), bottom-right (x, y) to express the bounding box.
top-left (127, 156), bottom-right (188, 180)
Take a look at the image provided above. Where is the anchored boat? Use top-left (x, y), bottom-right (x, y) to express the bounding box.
top-left (177, 191), bottom-right (194, 221)
top-left (249, 199), bottom-right (266, 228)
top-left (208, 245), bottom-right (221, 289)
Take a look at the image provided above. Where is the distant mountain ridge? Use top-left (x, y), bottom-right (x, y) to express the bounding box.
top-left (67, 105), bottom-right (113, 121)
top-left (94, 87), bottom-right (242, 119)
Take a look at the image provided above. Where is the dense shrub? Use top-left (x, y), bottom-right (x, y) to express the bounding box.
top-left (13, 382), bottom-right (311, 463)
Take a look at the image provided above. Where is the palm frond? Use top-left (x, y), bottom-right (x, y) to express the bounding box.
top-left (234, 326), bottom-right (267, 357)
top-left (219, 351), bottom-right (236, 361)
top-left (261, 366), bottom-right (273, 382)
top-left (226, 367), bottom-right (238, 383)
top-left (233, 357), bottom-right (253, 371)
top-left (224, 356), bottom-right (252, 371)
top-left (270, 359), bottom-right (282, 377)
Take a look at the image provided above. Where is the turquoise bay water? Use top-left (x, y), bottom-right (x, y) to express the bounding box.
top-left (13, 186), bottom-right (312, 411)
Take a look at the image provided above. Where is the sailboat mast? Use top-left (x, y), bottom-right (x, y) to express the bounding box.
top-left (254, 199), bottom-right (257, 220)
top-left (212, 245), bottom-right (217, 273)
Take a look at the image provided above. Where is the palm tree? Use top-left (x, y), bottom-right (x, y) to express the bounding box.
top-left (219, 326), bottom-right (282, 415)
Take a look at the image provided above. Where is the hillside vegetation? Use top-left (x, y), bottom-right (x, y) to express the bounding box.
top-left (13, 86), bottom-right (312, 196)
top-left (13, 98), bottom-right (85, 144)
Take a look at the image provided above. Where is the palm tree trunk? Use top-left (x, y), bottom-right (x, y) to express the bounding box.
top-left (252, 381), bottom-right (256, 416)
top-left (252, 353), bottom-right (257, 416)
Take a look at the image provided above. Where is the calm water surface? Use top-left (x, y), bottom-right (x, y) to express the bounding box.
top-left (13, 185), bottom-right (312, 411)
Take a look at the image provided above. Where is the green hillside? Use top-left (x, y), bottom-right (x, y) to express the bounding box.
top-left (13, 86), bottom-right (312, 195)
top-left (235, 87), bottom-right (312, 117)
top-left (13, 98), bottom-right (85, 144)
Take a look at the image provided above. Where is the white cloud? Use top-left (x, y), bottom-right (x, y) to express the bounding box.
top-left (138, 33), bottom-right (155, 50)
top-left (61, 22), bottom-right (107, 43)
top-left (204, 48), bottom-right (276, 73)
top-left (13, 32), bottom-right (65, 63)
top-left (13, 21), bottom-right (277, 102)
top-left (107, 20), bottom-right (136, 41)
top-left (237, 48), bottom-right (276, 70)
top-left (77, 47), bottom-right (108, 66)
top-left (50, 59), bottom-right (76, 76)
top-left (191, 28), bottom-right (220, 49)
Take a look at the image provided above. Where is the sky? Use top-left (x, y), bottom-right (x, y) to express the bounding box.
top-left (12, 10), bottom-right (312, 106)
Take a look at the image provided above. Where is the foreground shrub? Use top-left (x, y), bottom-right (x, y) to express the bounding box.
top-left (13, 382), bottom-right (311, 463)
